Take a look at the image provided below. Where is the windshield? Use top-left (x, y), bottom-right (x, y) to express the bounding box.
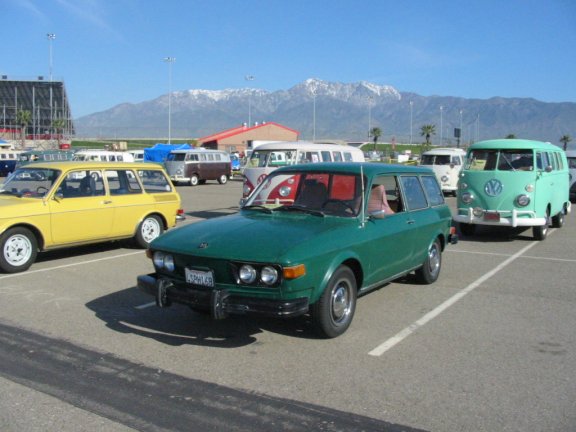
top-left (243, 171), bottom-right (362, 217)
top-left (465, 149), bottom-right (533, 171)
top-left (421, 154), bottom-right (451, 165)
top-left (1, 168), bottom-right (61, 198)
top-left (248, 150), bottom-right (299, 168)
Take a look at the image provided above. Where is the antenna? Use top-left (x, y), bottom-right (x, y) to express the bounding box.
top-left (360, 164), bottom-right (366, 227)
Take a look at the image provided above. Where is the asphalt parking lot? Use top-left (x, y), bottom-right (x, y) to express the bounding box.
top-left (0, 177), bottom-right (575, 432)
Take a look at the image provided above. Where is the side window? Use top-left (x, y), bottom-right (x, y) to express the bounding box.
top-left (451, 156), bottom-right (461, 165)
top-left (555, 153), bottom-right (564, 170)
top-left (62, 171), bottom-right (104, 197)
top-left (321, 151), bottom-right (331, 162)
top-left (332, 152), bottom-right (343, 162)
top-left (400, 176), bottom-right (428, 211)
top-left (536, 152), bottom-right (550, 170)
top-left (107, 170), bottom-right (142, 195)
top-left (138, 170), bottom-right (172, 193)
top-left (343, 152), bottom-right (353, 162)
top-left (421, 175), bottom-right (445, 206)
top-left (368, 175), bottom-right (402, 214)
top-left (200, 154), bottom-right (206, 161)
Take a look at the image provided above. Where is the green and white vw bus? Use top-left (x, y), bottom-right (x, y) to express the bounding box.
top-left (454, 139), bottom-right (571, 240)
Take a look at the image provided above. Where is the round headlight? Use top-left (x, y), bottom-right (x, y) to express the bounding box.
top-left (516, 194), bottom-right (531, 207)
top-left (441, 175), bottom-right (449, 182)
top-left (239, 265), bottom-right (257, 284)
top-left (153, 251), bottom-right (166, 269)
top-left (279, 186), bottom-right (292, 197)
top-left (260, 266), bottom-right (279, 285)
top-left (461, 192), bottom-right (474, 204)
top-left (176, 168), bottom-right (182, 175)
top-left (164, 254), bottom-right (175, 272)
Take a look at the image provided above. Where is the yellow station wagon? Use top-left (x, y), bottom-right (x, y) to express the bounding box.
top-left (0, 161), bottom-right (183, 273)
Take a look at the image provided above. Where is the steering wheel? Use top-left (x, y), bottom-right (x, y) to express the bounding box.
top-left (321, 199), bottom-right (355, 214)
top-left (36, 186), bottom-right (49, 195)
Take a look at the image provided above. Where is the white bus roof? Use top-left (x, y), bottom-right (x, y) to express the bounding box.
top-left (252, 141), bottom-right (363, 152)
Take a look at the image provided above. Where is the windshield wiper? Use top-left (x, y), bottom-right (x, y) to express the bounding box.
top-left (278, 205), bottom-right (325, 217)
top-left (242, 205), bottom-right (273, 214)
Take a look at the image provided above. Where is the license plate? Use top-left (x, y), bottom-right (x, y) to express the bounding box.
top-left (484, 211), bottom-right (500, 222)
top-left (185, 268), bottom-right (214, 287)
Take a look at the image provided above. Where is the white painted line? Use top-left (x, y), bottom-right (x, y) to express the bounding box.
top-left (0, 251), bottom-right (145, 280)
top-left (368, 239), bottom-right (541, 357)
top-left (449, 249), bottom-right (576, 263)
top-left (134, 301), bottom-right (156, 309)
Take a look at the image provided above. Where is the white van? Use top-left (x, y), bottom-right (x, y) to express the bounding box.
top-left (164, 149), bottom-right (232, 186)
top-left (420, 147), bottom-right (466, 195)
top-left (566, 150), bottom-right (576, 202)
top-left (73, 150), bottom-right (135, 163)
top-left (242, 141), bottom-right (365, 197)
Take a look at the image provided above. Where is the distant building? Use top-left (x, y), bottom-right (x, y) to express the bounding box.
top-left (198, 122), bottom-right (299, 154)
top-left (0, 77), bottom-right (75, 147)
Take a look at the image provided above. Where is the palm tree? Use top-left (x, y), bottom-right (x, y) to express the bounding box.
top-left (420, 124), bottom-right (436, 145)
top-left (370, 127), bottom-right (382, 152)
top-left (52, 118), bottom-right (66, 148)
top-left (560, 134), bottom-right (572, 151)
top-left (505, 134), bottom-right (516, 139)
top-left (16, 110), bottom-right (32, 149)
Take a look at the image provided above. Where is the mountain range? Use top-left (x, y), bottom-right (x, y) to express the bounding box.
top-left (74, 78), bottom-right (576, 146)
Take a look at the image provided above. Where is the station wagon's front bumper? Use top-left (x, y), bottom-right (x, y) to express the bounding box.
top-left (454, 207), bottom-right (546, 227)
top-left (137, 274), bottom-right (309, 319)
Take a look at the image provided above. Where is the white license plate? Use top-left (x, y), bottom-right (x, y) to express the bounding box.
top-left (185, 268), bottom-right (214, 287)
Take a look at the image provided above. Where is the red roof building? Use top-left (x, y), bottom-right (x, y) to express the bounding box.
top-left (198, 122), bottom-right (299, 154)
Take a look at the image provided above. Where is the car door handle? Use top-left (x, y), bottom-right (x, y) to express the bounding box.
top-left (407, 219), bottom-right (416, 225)
top-left (102, 200), bottom-right (113, 204)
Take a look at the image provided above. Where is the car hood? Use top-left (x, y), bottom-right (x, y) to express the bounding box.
top-left (0, 195), bottom-right (47, 219)
top-left (151, 211), bottom-right (354, 263)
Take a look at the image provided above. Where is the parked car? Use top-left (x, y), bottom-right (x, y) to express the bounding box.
top-left (420, 147), bottom-right (466, 195)
top-left (164, 149), bottom-right (231, 186)
top-left (454, 139), bottom-right (571, 240)
top-left (138, 162), bottom-right (457, 338)
top-left (566, 150), bottom-right (576, 203)
top-left (0, 161), bottom-right (184, 273)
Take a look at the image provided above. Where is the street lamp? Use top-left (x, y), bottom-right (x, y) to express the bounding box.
top-left (47, 33), bottom-right (56, 81)
top-left (245, 75), bottom-right (254, 127)
top-left (439, 106), bottom-right (443, 146)
top-left (312, 89), bottom-right (317, 141)
top-left (409, 101), bottom-right (413, 145)
top-left (367, 96), bottom-right (374, 139)
top-left (163, 57), bottom-right (175, 144)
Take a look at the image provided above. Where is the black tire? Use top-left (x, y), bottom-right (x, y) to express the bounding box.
top-left (311, 266), bottom-right (357, 338)
top-left (217, 174), bottom-right (228, 185)
top-left (552, 211), bottom-right (565, 228)
top-left (459, 223), bottom-right (476, 236)
top-left (533, 224), bottom-right (548, 241)
top-left (415, 238), bottom-right (442, 284)
top-left (134, 215), bottom-right (164, 248)
top-left (189, 175), bottom-right (199, 186)
top-left (0, 227), bottom-right (38, 273)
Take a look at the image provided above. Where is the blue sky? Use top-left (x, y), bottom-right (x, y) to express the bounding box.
top-left (2, 0), bottom-right (575, 118)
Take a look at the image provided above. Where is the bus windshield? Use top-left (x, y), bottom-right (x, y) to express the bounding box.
top-left (248, 150), bottom-right (299, 168)
top-left (466, 149), bottom-right (533, 171)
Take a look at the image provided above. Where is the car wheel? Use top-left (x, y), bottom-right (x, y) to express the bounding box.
top-left (218, 174), bottom-right (228, 185)
top-left (189, 175), bottom-right (199, 186)
top-left (0, 227), bottom-right (38, 273)
top-left (552, 211), bottom-right (565, 228)
top-left (533, 223), bottom-right (548, 240)
top-left (134, 215), bottom-right (164, 248)
top-left (311, 266), bottom-right (357, 338)
top-left (459, 223), bottom-right (476, 236)
top-left (415, 238), bottom-right (442, 284)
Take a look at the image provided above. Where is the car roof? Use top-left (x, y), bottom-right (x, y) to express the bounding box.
top-left (274, 162), bottom-right (433, 176)
top-left (468, 139), bottom-right (562, 151)
top-left (16, 161), bottom-right (164, 170)
top-left (422, 147), bottom-right (466, 155)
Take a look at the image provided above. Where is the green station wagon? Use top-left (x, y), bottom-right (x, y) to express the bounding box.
top-left (138, 163), bottom-right (457, 338)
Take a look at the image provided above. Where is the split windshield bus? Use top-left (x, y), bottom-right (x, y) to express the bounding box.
top-left (242, 141), bottom-right (365, 197)
top-left (454, 139), bottom-right (571, 240)
top-left (420, 147), bottom-right (466, 195)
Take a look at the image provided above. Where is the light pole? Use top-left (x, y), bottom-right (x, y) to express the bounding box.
top-left (47, 33), bottom-right (56, 81)
top-left (163, 57), bottom-right (175, 144)
top-left (245, 75), bottom-right (254, 127)
top-left (312, 89), bottom-right (317, 141)
top-left (440, 105), bottom-right (443, 146)
top-left (409, 100), bottom-right (413, 144)
top-left (367, 96), bottom-right (373, 139)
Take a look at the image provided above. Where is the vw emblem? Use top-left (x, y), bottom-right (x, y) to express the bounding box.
top-left (484, 179), bottom-right (503, 196)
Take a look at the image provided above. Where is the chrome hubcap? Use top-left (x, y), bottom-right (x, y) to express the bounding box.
top-left (4, 234), bottom-right (32, 267)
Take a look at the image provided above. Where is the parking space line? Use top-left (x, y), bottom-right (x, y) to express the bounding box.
top-left (0, 251), bottom-right (144, 280)
top-left (368, 240), bottom-right (541, 357)
top-left (449, 249), bottom-right (576, 263)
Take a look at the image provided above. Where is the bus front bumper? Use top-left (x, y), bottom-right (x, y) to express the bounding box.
top-left (454, 208), bottom-right (546, 227)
